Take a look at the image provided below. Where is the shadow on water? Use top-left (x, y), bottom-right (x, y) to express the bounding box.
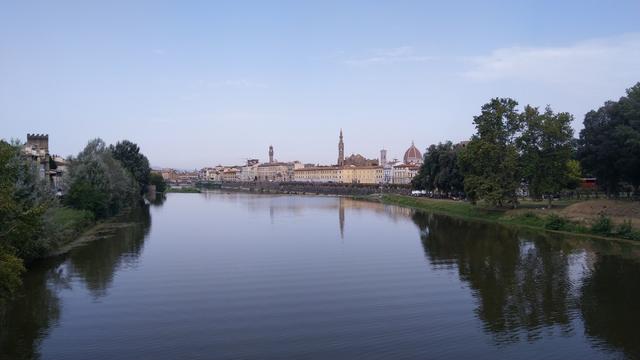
top-left (411, 210), bottom-right (640, 358)
top-left (0, 205), bottom-right (152, 360)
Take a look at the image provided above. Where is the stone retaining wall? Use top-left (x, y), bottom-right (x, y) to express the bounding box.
top-left (218, 181), bottom-right (412, 196)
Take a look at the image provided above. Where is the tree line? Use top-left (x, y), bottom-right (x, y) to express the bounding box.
top-left (0, 138), bottom-right (165, 306)
top-left (413, 82), bottom-right (640, 207)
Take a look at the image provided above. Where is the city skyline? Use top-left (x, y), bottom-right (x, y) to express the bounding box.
top-left (2, 1), bottom-right (640, 168)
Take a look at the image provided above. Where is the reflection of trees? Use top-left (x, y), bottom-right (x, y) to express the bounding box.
top-left (0, 205), bottom-right (151, 359)
top-left (0, 258), bottom-right (66, 360)
top-left (412, 212), bottom-right (576, 344)
top-left (149, 193), bottom-right (166, 207)
top-left (67, 205), bottom-right (151, 298)
top-left (580, 255), bottom-right (640, 359)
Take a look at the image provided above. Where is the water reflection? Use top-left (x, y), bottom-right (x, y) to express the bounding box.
top-left (0, 205), bottom-right (151, 359)
top-left (580, 255), bottom-right (640, 358)
top-left (3, 196), bottom-right (640, 359)
top-left (411, 210), bottom-right (640, 357)
top-left (0, 258), bottom-right (65, 360)
top-left (67, 207), bottom-right (150, 298)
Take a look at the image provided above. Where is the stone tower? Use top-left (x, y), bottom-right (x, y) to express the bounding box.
top-left (380, 149), bottom-right (387, 166)
top-left (269, 145), bottom-right (274, 163)
top-left (338, 129), bottom-right (344, 166)
top-left (26, 133), bottom-right (49, 154)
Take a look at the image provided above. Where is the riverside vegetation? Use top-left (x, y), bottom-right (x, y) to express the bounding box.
top-left (380, 195), bottom-right (640, 241)
top-left (409, 82), bottom-right (640, 239)
top-left (0, 138), bottom-right (165, 306)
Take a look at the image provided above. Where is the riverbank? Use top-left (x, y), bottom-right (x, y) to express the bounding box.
top-left (167, 186), bottom-right (201, 193)
top-left (376, 194), bottom-right (640, 242)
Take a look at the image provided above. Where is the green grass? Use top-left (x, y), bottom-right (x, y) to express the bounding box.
top-left (379, 194), bottom-right (636, 241)
top-left (42, 207), bottom-right (95, 250)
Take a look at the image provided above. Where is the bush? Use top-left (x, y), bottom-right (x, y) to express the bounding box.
top-left (545, 214), bottom-right (568, 230)
top-left (591, 215), bottom-right (613, 236)
top-left (615, 220), bottom-right (640, 241)
top-left (149, 172), bottom-right (167, 193)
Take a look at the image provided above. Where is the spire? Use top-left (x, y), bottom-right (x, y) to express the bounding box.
top-left (338, 129), bottom-right (345, 166)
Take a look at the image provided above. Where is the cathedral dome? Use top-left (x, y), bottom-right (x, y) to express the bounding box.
top-left (403, 142), bottom-right (422, 164)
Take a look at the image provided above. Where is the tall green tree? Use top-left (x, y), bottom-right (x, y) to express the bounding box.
top-left (412, 141), bottom-right (464, 195)
top-left (518, 105), bottom-right (574, 205)
top-left (109, 140), bottom-right (150, 193)
top-left (64, 139), bottom-right (138, 218)
top-left (578, 82), bottom-right (640, 195)
top-left (0, 141), bottom-right (53, 303)
top-left (459, 98), bottom-right (522, 207)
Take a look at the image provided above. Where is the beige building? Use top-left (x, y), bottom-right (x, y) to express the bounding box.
top-left (294, 165), bottom-right (383, 184)
top-left (392, 164), bottom-right (420, 184)
top-left (341, 165), bottom-right (383, 184)
top-left (294, 166), bottom-right (342, 183)
top-left (221, 168), bottom-right (239, 182)
top-left (257, 162), bottom-right (302, 182)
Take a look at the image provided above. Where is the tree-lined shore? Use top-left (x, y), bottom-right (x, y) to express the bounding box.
top-left (411, 82), bottom-right (640, 234)
top-left (0, 138), bottom-right (165, 306)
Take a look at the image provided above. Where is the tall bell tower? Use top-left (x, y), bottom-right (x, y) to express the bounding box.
top-left (269, 145), bottom-right (274, 163)
top-left (338, 129), bottom-right (344, 166)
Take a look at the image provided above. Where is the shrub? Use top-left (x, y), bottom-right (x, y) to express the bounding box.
top-left (545, 214), bottom-right (568, 230)
top-left (149, 172), bottom-right (167, 193)
top-left (591, 215), bottom-right (613, 236)
top-left (615, 220), bottom-right (640, 241)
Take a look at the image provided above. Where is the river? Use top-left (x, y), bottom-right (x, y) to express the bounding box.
top-left (1, 192), bottom-right (639, 359)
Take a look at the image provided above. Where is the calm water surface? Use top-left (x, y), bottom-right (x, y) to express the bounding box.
top-left (2, 192), bottom-right (640, 359)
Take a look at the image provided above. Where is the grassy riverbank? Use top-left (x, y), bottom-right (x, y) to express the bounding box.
top-left (378, 194), bottom-right (640, 241)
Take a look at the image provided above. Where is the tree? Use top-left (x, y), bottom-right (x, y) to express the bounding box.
top-left (459, 98), bottom-right (522, 207)
top-left (518, 105), bottom-right (574, 206)
top-left (109, 140), bottom-right (151, 194)
top-left (148, 172), bottom-right (167, 193)
top-left (578, 82), bottom-right (640, 195)
top-left (64, 139), bottom-right (138, 218)
top-left (412, 141), bottom-right (464, 196)
top-left (0, 140), bottom-right (52, 303)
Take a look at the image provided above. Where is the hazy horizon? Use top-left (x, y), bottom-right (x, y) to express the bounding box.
top-left (2, 1), bottom-right (640, 168)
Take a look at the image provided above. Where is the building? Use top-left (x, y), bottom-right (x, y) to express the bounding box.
top-left (257, 162), bottom-right (301, 182)
top-left (239, 160), bottom-right (260, 181)
top-left (294, 166), bottom-right (342, 183)
top-left (341, 165), bottom-right (383, 184)
top-left (338, 130), bottom-right (344, 166)
top-left (403, 141), bottom-right (423, 165)
top-left (23, 133), bottom-right (50, 179)
top-left (392, 163), bottom-right (420, 184)
top-left (221, 168), bottom-right (240, 182)
top-left (380, 149), bottom-right (387, 166)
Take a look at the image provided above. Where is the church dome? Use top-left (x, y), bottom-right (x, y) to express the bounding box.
top-left (403, 142), bottom-right (422, 164)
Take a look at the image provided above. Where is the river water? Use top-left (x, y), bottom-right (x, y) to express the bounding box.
top-left (1, 192), bottom-right (640, 359)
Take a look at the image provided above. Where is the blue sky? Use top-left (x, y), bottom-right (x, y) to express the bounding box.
top-left (1, 0), bottom-right (639, 168)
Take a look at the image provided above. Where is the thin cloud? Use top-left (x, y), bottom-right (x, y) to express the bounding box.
top-left (345, 46), bottom-right (435, 66)
top-left (463, 33), bottom-right (640, 83)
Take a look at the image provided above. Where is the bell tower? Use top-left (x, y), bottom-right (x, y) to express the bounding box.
top-left (269, 145), bottom-right (274, 163)
top-left (338, 129), bottom-right (344, 166)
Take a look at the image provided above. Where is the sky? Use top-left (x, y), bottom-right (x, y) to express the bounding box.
top-left (1, 0), bottom-right (639, 169)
